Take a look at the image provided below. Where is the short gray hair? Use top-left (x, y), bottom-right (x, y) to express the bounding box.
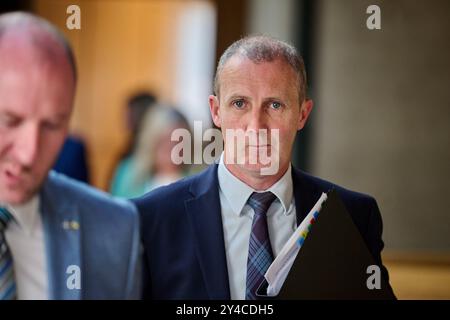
top-left (214, 35), bottom-right (307, 102)
top-left (0, 11), bottom-right (77, 82)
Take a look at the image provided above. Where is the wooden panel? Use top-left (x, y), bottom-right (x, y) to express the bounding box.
top-left (214, 0), bottom-right (247, 66)
top-left (32, 0), bottom-right (191, 189)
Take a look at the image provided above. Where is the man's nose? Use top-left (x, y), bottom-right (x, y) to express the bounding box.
top-left (246, 108), bottom-right (268, 132)
top-left (13, 123), bottom-right (40, 168)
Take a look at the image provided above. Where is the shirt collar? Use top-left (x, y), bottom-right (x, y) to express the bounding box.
top-left (266, 164), bottom-right (293, 214)
top-left (217, 153), bottom-right (294, 216)
top-left (2, 195), bottom-right (40, 236)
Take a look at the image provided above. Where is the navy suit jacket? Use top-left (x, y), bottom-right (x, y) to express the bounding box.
top-left (134, 164), bottom-right (394, 299)
top-left (53, 136), bottom-right (90, 184)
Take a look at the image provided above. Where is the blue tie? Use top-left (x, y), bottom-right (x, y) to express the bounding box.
top-left (245, 191), bottom-right (276, 300)
top-left (0, 207), bottom-right (16, 300)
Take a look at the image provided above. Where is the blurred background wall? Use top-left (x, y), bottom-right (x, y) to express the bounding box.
top-left (1, 0), bottom-right (449, 299)
top-left (312, 0), bottom-right (450, 253)
top-left (310, 0), bottom-right (450, 299)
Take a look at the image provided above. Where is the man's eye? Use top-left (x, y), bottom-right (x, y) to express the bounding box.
top-left (270, 102), bottom-right (282, 109)
top-left (0, 115), bottom-right (20, 128)
top-left (233, 100), bottom-right (245, 109)
top-left (43, 121), bottom-right (63, 130)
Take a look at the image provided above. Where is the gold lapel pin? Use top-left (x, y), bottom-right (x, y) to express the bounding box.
top-left (62, 220), bottom-right (80, 230)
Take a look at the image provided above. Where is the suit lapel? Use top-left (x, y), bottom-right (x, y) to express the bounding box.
top-left (185, 164), bottom-right (230, 299)
top-left (40, 172), bottom-right (82, 300)
top-left (292, 166), bottom-right (323, 226)
top-left (183, 165), bottom-right (324, 299)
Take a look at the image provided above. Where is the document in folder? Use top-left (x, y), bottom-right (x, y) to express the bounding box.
top-left (256, 189), bottom-right (395, 300)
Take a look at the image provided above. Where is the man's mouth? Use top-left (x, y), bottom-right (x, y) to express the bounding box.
top-left (2, 167), bottom-right (24, 187)
top-left (247, 144), bottom-right (271, 147)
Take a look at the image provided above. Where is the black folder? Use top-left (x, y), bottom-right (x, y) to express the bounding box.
top-left (256, 189), bottom-right (395, 300)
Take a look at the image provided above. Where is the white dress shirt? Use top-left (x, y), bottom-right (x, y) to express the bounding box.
top-left (217, 154), bottom-right (297, 300)
top-left (3, 195), bottom-right (48, 299)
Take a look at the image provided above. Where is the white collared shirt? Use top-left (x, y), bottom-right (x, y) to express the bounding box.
top-left (217, 154), bottom-right (297, 300)
top-left (3, 195), bottom-right (48, 299)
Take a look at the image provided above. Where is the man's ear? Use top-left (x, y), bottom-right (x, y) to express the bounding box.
top-left (209, 95), bottom-right (221, 128)
top-left (298, 99), bottom-right (313, 130)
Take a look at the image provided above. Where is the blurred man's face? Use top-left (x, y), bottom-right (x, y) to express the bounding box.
top-left (209, 55), bottom-right (312, 182)
top-left (0, 34), bottom-right (75, 204)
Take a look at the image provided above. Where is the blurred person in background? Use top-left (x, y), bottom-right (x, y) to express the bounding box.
top-left (53, 134), bottom-right (90, 184)
top-left (110, 103), bottom-right (191, 198)
top-left (108, 92), bottom-right (155, 193)
top-left (0, 12), bottom-right (140, 300)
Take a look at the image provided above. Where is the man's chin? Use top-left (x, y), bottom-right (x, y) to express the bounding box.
top-left (0, 186), bottom-right (38, 205)
top-left (238, 162), bottom-right (280, 177)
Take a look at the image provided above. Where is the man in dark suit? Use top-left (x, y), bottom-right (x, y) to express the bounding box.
top-left (134, 35), bottom-right (394, 299)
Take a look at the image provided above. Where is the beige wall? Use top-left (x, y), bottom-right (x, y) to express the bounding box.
top-left (384, 252), bottom-right (450, 299)
top-left (312, 0), bottom-right (450, 252)
top-left (33, 0), bottom-right (193, 189)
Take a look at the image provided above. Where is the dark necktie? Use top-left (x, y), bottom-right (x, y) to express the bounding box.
top-left (0, 207), bottom-right (16, 300)
top-left (245, 191), bottom-right (276, 300)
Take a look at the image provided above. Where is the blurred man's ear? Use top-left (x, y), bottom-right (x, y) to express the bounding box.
top-left (297, 99), bottom-right (314, 130)
top-left (209, 95), bottom-right (221, 128)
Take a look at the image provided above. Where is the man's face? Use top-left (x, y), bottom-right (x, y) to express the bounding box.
top-left (209, 56), bottom-right (312, 179)
top-left (0, 36), bottom-right (75, 204)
